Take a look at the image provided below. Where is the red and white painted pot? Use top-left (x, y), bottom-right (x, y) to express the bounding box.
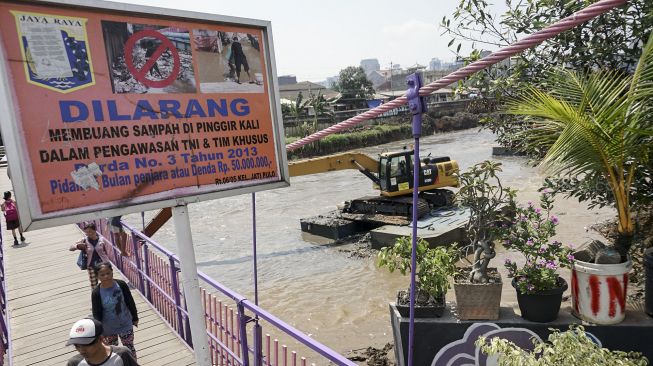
top-left (571, 258), bottom-right (632, 324)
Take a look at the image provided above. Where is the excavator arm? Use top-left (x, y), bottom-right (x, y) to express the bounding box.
top-left (288, 152), bottom-right (379, 184)
top-left (143, 152), bottom-right (382, 237)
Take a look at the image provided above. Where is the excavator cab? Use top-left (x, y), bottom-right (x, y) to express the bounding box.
top-left (378, 152), bottom-right (412, 192)
top-left (378, 150), bottom-right (451, 194)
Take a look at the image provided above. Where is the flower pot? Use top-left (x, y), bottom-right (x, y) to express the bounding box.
top-left (512, 278), bottom-right (567, 322)
top-left (571, 258), bottom-right (632, 324)
top-left (645, 249), bottom-right (653, 318)
top-left (395, 290), bottom-right (445, 318)
top-left (454, 278), bottom-right (502, 320)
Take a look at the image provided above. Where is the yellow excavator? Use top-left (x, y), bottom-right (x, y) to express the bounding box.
top-left (143, 149), bottom-right (459, 237)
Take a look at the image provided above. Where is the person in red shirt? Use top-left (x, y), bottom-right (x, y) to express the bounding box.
top-left (2, 191), bottom-right (25, 246)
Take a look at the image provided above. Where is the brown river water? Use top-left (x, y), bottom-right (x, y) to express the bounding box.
top-left (123, 128), bottom-right (614, 362)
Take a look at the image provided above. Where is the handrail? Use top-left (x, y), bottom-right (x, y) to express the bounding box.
top-left (0, 219), bottom-right (11, 365)
top-left (124, 222), bottom-right (249, 303)
top-left (95, 220), bottom-right (355, 365)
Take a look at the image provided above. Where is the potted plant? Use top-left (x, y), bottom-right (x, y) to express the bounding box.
top-left (377, 236), bottom-right (457, 317)
top-left (505, 32), bottom-right (653, 323)
top-left (453, 160), bottom-right (516, 320)
top-left (477, 326), bottom-right (648, 365)
top-left (498, 190), bottom-right (574, 322)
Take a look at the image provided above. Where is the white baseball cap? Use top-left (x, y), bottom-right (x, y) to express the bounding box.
top-left (66, 318), bottom-right (103, 346)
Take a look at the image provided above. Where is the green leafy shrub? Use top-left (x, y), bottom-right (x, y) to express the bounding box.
top-left (498, 191), bottom-right (574, 294)
top-left (477, 326), bottom-right (647, 366)
top-left (377, 237), bottom-right (458, 298)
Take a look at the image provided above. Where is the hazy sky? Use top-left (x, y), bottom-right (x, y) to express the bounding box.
top-left (114, 0), bottom-right (506, 82)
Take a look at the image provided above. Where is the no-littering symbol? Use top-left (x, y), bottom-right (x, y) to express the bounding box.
top-left (124, 30), bottom-right (180, 88)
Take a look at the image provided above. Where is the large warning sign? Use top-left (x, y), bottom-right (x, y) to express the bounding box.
top-left (0, 0), bottom-right (287, 230)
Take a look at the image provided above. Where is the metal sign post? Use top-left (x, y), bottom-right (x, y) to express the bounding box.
top-left (172, 205), bottom-right (211, 366)
top-left (406, 72), bottom-right (426, 366)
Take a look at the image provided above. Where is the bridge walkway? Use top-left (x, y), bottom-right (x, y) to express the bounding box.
top-left (1, 169), bottom-right (196, 365)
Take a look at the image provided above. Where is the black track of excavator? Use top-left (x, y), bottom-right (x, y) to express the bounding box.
top-left (343, 196), bottom-right (431, 220)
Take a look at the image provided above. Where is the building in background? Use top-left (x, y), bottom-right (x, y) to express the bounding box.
top-left (278, 75), bottom-right (298, 86)
top-left (360, 58), bottom-right (380, 75)
top-left (429, 58), bottom-right (442, 71)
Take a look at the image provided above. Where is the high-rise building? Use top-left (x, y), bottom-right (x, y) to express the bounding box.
top-left (429, 58), bottom-right (442, 71)
top-left (360, 59), bottom-right (380, 75)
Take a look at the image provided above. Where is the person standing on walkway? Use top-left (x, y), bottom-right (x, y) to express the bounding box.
top-left (66, 318), bottom-right (139, 366)
top-left (92, 262), bottom-right (139, 359)
top-left (231, 35), bottom-right (252, 84)
top-left (70, 222), bottom-right (111, 288)
top-left (2, 191), bottom-right (25, 246)
top-left (108, 216), bottom-right (128, 256)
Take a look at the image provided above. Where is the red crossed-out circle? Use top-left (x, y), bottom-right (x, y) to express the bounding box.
top-left (124, 30), bottom-right (180, 88)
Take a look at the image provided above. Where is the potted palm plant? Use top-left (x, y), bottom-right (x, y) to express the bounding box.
top-left (453, 161), bottom-right (516, 320)
top-left (504, 32), bottom-right (653, 324)
top-left (498, 190), bottom-right (574, 322)
top-left (477, 326), bottom-right (648, 366)
top-left (377, 236), bottom-right (458, 318)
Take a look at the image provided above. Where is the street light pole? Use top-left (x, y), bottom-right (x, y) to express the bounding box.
top-left (389, 61), bottom-right (393, 91)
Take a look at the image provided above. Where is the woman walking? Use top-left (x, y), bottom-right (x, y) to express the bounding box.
top-left (69, 222), bottom-right (111, 288)
top-left (92, 262), bottom-right (139, 358)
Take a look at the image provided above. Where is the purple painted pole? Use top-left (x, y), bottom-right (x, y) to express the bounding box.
top-left (406, 72), bottom-right (426, 366)
top-left (252, 192), bottom-right (259, 306)
top-left (252, 193), bottom-right (264, 366)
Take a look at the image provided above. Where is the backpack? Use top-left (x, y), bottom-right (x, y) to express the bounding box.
top-left (5, 200), bottom-right (18, 221)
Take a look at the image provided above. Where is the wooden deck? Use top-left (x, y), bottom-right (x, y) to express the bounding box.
top-left (1, 169), bottom-right (196, 365)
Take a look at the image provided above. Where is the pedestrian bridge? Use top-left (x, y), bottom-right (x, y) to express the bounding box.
top-left (0, 171), bottom-right (196, 365)
top-left (0, 169), bottom-right (354, 366)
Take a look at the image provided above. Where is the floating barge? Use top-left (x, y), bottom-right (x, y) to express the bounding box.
top-left (300, 206), bottom-right (470, 248)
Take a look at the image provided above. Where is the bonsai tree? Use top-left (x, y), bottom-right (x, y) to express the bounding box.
top-left (377, 236), bottom-right (458, 302)
top-left (505, 31), bottom-right (653, 257)
top-left (455, 161), bottom-right (516, 283)
top-left (477, 326), bottom-right (647, 366)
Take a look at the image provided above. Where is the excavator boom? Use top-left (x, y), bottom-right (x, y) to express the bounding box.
top-left (144, 153), bottom-right (381, 236)
top-left (288, 152), bottom-right (378, 178)
top-left (143, 151), bottom-right (459, 237)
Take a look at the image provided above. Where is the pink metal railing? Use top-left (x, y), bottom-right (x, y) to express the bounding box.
top-left (0, 226), bottom-right (9, 366)
top-left (87, 219), bottom-right (350, 366)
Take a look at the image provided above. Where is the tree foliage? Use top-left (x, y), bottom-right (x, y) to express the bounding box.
top-left (442, 0), bottom-right (653, 96)
top-left (504, 31), bottom-right (653, 255)
top-left (332, 66), bottom-right (375, 99)
top-left (441, 0), bottom-right (653, 212)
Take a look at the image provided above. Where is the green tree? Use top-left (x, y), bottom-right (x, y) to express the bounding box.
top-left (441, 0), bottom-right (653, 211)
top-left (504, 31), bottom-right (653, 256)
top-left (333, 66), bottom-right (375, 99)
top-left (441, 0), bottom-right (653, 96)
